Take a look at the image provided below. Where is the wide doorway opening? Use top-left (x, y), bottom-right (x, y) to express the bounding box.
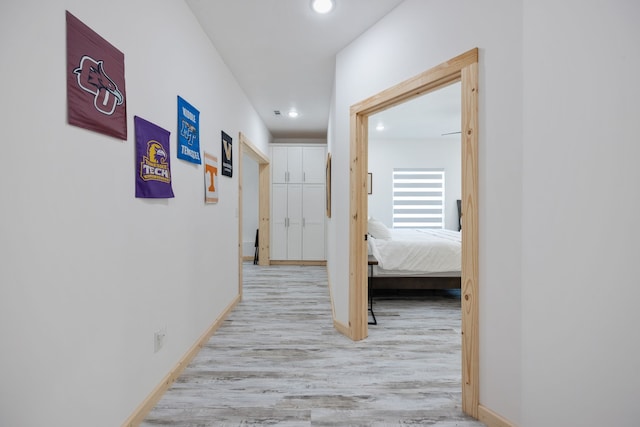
top-left (348, 48), bottom-right (479, 417)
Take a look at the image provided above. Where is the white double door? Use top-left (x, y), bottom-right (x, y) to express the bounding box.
top-left (272, 146), bottom-right (325, 185)
top-left (271, 183), bottom-right (325, 261)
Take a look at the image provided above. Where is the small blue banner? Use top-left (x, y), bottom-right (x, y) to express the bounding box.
top-left (176, 96), bottom-right (201, 164)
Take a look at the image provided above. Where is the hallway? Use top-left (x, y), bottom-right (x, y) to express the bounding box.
top-left (141, 263), bottom-right (484, 426)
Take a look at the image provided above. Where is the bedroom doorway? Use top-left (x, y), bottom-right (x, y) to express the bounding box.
top-left (348, 48), bottom-right (479, 417)
top-left (238, 132), bottom-right (270, 297)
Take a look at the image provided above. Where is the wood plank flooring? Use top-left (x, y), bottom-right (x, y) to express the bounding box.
top-left (141, 264), bottom-right (485, 426)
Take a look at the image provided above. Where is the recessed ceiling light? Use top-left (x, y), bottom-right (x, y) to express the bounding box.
top-left (376, 122), bottom-right (385, 131)
top-left (311, 0), bottom-right (334, 14)
top-left (288, 110), bottom-right (299, 118)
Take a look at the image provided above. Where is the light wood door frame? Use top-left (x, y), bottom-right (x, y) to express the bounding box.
top-left (238, 132), bottom-right (271, 298)
top-left (348, 48), bottom-right (479, 417)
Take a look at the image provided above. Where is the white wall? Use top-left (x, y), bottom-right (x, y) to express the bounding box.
top-left (242, 156), bottom-right (259, 257)
top-left (521, 1), bottom-right (640, 426)
top-left (368, 137), bottom-right (461, 231)
top-left (329, 0), bottom-right (523, 423)
top-left (330, 0), bottom-right (640, 426)
top-left (0, 1), bottom-right (270, 426)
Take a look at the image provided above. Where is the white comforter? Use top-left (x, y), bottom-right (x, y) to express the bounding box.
top-left (368, 228), bottom-right (461, 273)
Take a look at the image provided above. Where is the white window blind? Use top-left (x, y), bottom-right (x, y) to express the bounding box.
top-left (392, 168), bottom-right (445, 228)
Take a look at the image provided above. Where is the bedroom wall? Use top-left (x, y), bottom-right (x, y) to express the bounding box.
top-left (0, 1), bottom-right (270, 426)
top-left (328, 0), bottom-right (523, 422)
top-left (521, 1), bottom-right (640, 426)
top-left (368, 137), bottom-right (462, 231)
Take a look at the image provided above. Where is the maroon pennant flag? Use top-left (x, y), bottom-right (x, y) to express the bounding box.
top-left (66, 11), bottom-right (127, 140)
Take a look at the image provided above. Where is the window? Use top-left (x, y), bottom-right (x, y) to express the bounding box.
top-left (392, 168), bottom-right (445, 228)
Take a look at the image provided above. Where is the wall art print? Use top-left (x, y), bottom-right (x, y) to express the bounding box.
top-left (326, 153), bottom-right (332, 218)
top-left (204, 152), bottom-right (219, 204)
top-left (221, 131), bottom-right (233, 177)
top-left (66, 11), bottom-right (127, 140)
top-left (177, 96), bottom-right (201, 164)
top-left (135, 116), bottom-right (174, 199)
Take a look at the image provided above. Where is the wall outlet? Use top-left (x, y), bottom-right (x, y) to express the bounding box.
top-left (154, 327), bottom-right (166, 353)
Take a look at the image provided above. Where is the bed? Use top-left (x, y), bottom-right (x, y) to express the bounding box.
top-left (367, 218), bottom-right (461, 290)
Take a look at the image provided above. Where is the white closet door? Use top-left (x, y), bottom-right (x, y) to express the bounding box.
top-left (286, 146), bottom-right (303, 183)
top-left (271, 184), bottom-right (288, 260)
top-left (271, 146), bottom-right (288, 183)
top-left (286, 184), bottom-right (303, 259)
top-left (271, 144), bottom-right (327, 261)
top-left (302, 184), bottom-right (326, 260)
top-left (302, 146), bottom-right (326, 184)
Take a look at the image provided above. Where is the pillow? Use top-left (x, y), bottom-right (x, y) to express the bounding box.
top-left (368, 217), bottom-right (392, 240)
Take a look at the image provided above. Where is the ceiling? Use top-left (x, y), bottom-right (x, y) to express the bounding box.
top-left (185, 0), bottom-right (459, 141)
top-left (369, 82), bottom-right (461, 140)
top-left (185, 0), bottom-right (405, 139)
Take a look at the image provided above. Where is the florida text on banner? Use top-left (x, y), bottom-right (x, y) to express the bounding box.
top-left (204, 152), bottom-right (219, 203)
top-left (135, 116), bottom-right (174, 199)
top-left (66, 11), bottom-right (127, 140)
top-left (177, 96), bottom-right (201, 164)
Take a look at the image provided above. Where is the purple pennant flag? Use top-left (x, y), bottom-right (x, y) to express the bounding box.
top-left (135, 116), bottom-right (174, 198)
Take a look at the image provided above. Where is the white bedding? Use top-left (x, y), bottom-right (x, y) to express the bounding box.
top-left (368, 228), bottom-right (461, 274)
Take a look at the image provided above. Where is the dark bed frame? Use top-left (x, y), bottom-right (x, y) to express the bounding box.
top-left (370, 275), bottom-right (461, 290)
top-left (368, 254), bottom-right (461, 291)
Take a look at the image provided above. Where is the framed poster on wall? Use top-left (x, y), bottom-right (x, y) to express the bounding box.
top-left (326, 153), bottom-right (331, 218)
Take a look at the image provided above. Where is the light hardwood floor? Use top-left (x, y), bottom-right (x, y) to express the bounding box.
top-left (141, 263), bottom-right (485, 426)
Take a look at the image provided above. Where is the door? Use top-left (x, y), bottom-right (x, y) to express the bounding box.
top-left (302, 183), bottom-right (325, 260)
top-left (302, 146), bottom-right (326, 183)
top-left (286, 183), bottom-right (303, 259)
top-left (271, 183), bottom-right (288, 259)
top-left (287, 147), bottom-right (303, 183)
top-left (272, 146), bottom-right (288, 183)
